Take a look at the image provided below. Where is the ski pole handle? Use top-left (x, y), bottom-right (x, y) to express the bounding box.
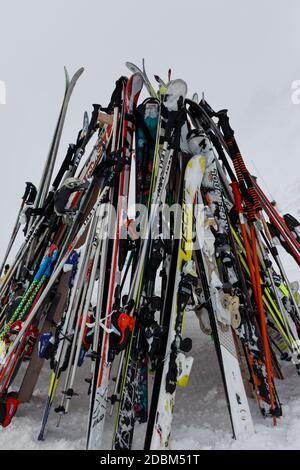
top-left (100, 75), bottom-right (127, 115)
top-left (22, 183), bottom-right (31, 202)
top-left (107, 76), bottom-right (127, 113)
top-left (217, 110), bottom-right (243, 165)
top-left (217, 109), bottom-right (234, 139)
top-left (23, 182), bottom-right (37, 205)
top-left (89, 104), bottom-right (101, 134)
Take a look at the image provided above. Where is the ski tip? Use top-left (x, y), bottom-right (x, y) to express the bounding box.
top-left (142, 58), bottom-right (148, 75)
top-left (191, 92), bottom-right (199, 103)
top-left (125, 61), bottom-right (134, 68)
top-left (74, 67), bottom-right (85, 80)
top-left (64, 66), bottom-right (70, 86)
top-left (66, 67), bottom-right (85, 86)
top-left (125, 62), bottom-right (140, 74)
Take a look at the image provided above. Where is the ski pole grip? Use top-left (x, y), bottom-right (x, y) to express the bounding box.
top-left (104, 76), bottom-right (128, 113)
top-left (23, 182), bottom-right (37, 205)
top-left (90, 104), bottom-right (101, 131)
top-left (27, 184), bottom-right (37, 205)
top-left (114, 76), bottom-right (127, 107)
top-left (218, 110), bottom-right (234, 139)
top-left (22, 182), bottom-right (32, 201)
top-left (231, 181), bottom-right (243, 213)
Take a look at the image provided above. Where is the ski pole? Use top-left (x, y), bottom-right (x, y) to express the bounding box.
top-left (39, 218), bottom-right (97, 439)
top-left (0, 168), bottom-right (125, 371)
top-left (58, 210), bottom-right (103, 420)
top-left (0, 182), bottom-right (37, 276)
top-left (218, 111), bottom-right (277, 424)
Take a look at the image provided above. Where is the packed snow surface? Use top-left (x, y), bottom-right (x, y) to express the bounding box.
top-left (1, 309), bottom-right (300, 450)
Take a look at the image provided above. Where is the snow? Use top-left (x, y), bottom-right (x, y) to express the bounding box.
top-left (1, 309), bottom-right (300, 450)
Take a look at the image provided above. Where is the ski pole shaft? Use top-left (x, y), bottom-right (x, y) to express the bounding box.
top-left (0, 216), bottom-right (45, 298)
top-left (249, 223), bottom-right (276, 424)
top-left (61, 208), bottom-right (103, 415)
top-left (0, 182), bottom-right (37, 275)
top-left (260, 216), bottom-right (300, 318)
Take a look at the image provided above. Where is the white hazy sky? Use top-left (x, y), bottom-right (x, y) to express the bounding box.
top-left (0, 0), bottom-right (300, 261)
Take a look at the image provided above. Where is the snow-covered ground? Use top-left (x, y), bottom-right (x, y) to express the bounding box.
top-left (1, 308), bottom-right (300, 450)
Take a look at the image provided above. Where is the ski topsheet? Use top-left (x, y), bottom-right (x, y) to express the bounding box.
top-left (114, 78), bottom-right (188, 451)
top-left (86, 73), bottom-right (143, 450)
top-left (35, 67), bottom-right (84, 210)
top-left (148, 146), bottom-right (253, 449)
top-left (148, 154), bottom-right (198, 450)
top-left (190, 131), bottom-right (254, 440)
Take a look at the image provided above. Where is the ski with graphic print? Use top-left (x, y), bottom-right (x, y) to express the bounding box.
top-left (86, 73), bottom-right (143, 450)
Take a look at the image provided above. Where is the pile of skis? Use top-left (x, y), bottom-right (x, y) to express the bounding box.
top-left (0, 61), bottom-right (300, 450)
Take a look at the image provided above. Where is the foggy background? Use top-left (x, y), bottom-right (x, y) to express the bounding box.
top-left (0, 0), bottom-right (299, 273)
